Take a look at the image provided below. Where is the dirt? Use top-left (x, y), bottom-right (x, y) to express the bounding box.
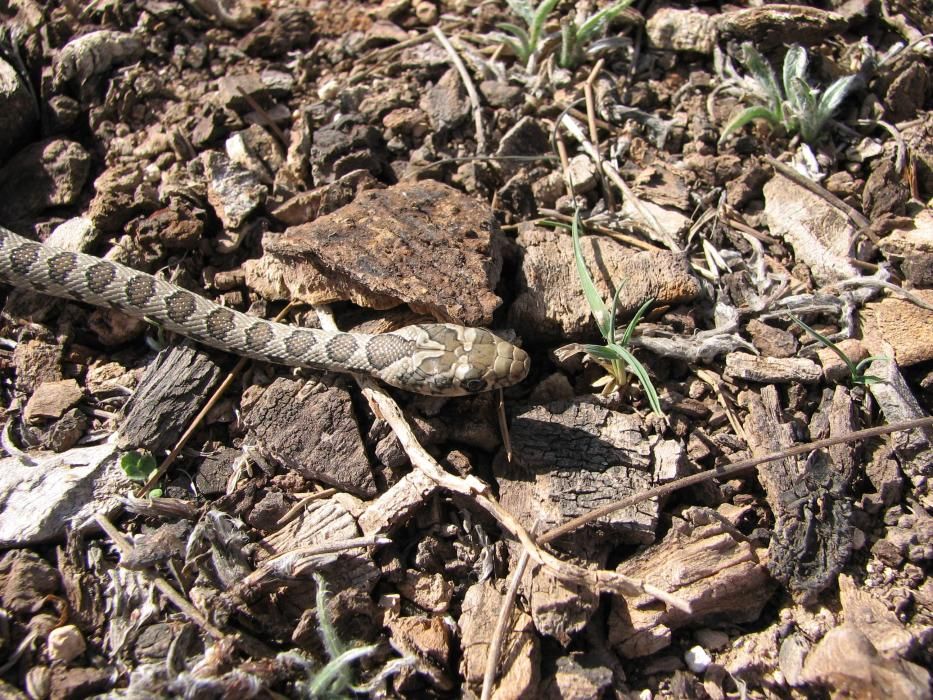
top-left (0, 0), bottom-right (931, 698)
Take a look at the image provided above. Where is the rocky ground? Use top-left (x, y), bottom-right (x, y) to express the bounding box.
top-left (0, 0), bottom-right (931, 697)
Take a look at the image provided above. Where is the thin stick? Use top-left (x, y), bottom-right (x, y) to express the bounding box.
top-left (432, 25), bottom-right (487, 155)
top-left (584, 59), bottom-right (615, 210)
top-left (540, 416), bottom-right (933, 544)
top-left (481, 550), bottom-right (530, 700)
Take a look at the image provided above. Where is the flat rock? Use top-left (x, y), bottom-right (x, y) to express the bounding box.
top-left (763, 173), bottom-right (858, 285)
top-left (23, 379), bottom-right (83, 424)
top-left (250, 180), bottom-right (505, 326)
top-left (244, 377), bottom-right (376, 498)
top-left (0, 442), bottom-right (125, 547)
top-left (495, 400), bottom-right (658, 544)
top-left (801, 625), bottom-right (930, 698)
top-left (199, 150), bottom-right (267, 230)
top-left (862, 290), bottom-right (933, 366)
top-left (509, 225), bottom-right (700, 342)
top-left (608, 507), bottom-right (773, 658)
top-left (646, 7), bottom-right (718, 54)
top-left (716, 5), bottom-right (847, 49)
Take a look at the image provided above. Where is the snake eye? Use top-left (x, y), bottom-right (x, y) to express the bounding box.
top-left (463, 378), bottom-right (487, 393)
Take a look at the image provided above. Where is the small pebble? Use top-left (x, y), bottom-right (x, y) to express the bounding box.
top-left (685, 645), bottom-right (712, 673)
top-left (47, 624), bottom-right (86, 663)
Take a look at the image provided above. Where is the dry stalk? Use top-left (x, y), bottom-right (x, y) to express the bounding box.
top-left (432, 25), bottom-right (488, 155)
top-left (481, 550), bottom-right (530, 700)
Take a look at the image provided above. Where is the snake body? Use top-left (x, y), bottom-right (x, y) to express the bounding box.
top-left (0, 226), bottom-right (529, 396)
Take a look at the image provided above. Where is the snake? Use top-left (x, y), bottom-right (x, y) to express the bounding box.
top-left (0, 226), bottom-right (530, 396)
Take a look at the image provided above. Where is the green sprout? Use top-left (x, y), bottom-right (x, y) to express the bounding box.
top-left (119, 451), bottom-right (162, 498)
top-left (291, 573), bottom-right (378, 697)
top-left (556, 214), bottom-right (663, 414)
top-left (720, 43), bottom-right (859, 144)
top-left (788, 315), bottom-right (886, 386)
top-left (558, 0), bottom-right (633, 68)
top-left (497, 0), bottom-right (559, 70)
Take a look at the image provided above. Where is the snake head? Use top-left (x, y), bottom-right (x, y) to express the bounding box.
top-left (382, 324), bottom-right (530, 396)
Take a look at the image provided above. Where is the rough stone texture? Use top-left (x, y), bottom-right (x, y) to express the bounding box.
top-left (244, 377), bottom-right (376, 498)
top-left (495, 400), bottom-right (658, 544)
top-left (250, 180), bottom-right (505, 326)
top-left (608, 507), bottom-right (773, 658)
top-left (646, 7), bottom-right (718, 54)
top-left (0, 57), bottom-right (37, 161)
top-left (116, 345), bottom-right (223, 455)
top-left (746, 319), bottom-right (797, 358)
top-left (23, 379), bottom-right (83, 424)
top-left (0, 139), bottom-right (91, 222)
top-left (420, 68), bottom-right (470, 135)
top-left (509, 225), bottom-right (700, 342)
top-left (800, 625), bottom-right (930, 698)
top-left (199, 150), bottom-right (267, 230)
top-left (862, 290), bottom-right (933, 366)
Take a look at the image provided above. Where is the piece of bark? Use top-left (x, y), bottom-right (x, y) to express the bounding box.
top-left (526, 562), bottom-right (601, 647)
top-left (459, 580), bottom-right (540, 698)
top-left (243, 377), bottom-right (376, 498)
top-left (608, 507), bottom-right (773, 658)
top-left (509, 225), bottom-right (700, 343)
top-left (0, 443), bottom-right (124, 546)
top-left (495, 400), bottom-right (658, 545)
top-left (358, 470), bottom-right (438, 535)
top-left (249, 180), bottom-right (505, 326)
top-left (386, 615), bottom-right (455, 691)
top-left (868, 356), bottom-right (933, 481)
top-left (724, 353), bottom-right (822, 384)
top-left (740, 386), bottom-right (854, 603)
top-left (256, 497), bottom-right (378, 593)
top-left (116, 345), bottom-right (223, 454)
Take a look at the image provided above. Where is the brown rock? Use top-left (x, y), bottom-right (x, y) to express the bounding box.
top-left (862, 290), bottom-right (933, 366)
top-left (0, 139), bottom-right (91, 222)
top-left (717, 5), bottom-right (847, 49)
top-left (747, 319), bottom-right (798, 358)
top-left (801, 625), bottom-right (930, 699)
top-left (244, 377), bottom-right (376, 498)
top-left (258, 180), bottom-right (505, 326)
top-left (23, 379), bottom-right (83, 424)
top-left (509, 225), bottom-right (700, 342)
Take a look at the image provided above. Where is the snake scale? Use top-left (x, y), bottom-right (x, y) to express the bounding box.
top-left (0, 226), bottom-right (530, 396)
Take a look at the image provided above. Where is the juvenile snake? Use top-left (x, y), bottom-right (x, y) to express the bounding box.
top-left (0, 226), bottom-right (529, 396)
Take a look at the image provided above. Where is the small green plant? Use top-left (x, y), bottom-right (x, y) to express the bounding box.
top-left (497, 0), bottom-right (560, 69)
top-left (556, 214), bottom-right (663, 414)
top-left (558, 0), bottom-right (633, 68)
top-left (120, 450), bottom-right (162, 498)
top-left (788, 315), bottom-right (886, 386)
top-left (292, 574), bottom-right (379, 697)
top-left (720, 43), bottom-right (859, 144)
